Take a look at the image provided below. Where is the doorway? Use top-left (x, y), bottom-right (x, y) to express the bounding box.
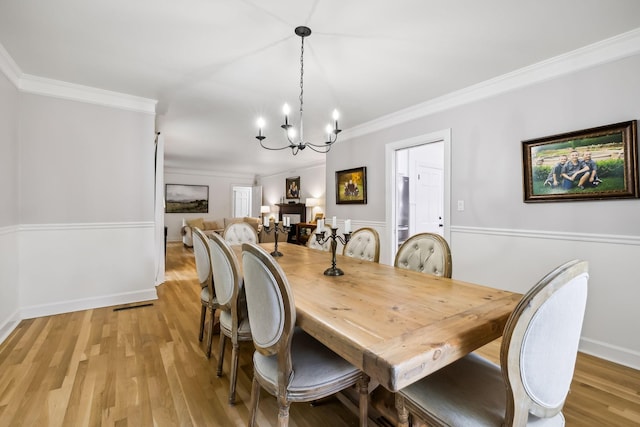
top-left (232, 186), bottom-right (252, 218)
top-left (385, 129), bottom-right (451, 263)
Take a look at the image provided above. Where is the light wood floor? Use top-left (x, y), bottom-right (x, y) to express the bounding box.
top-left (0, 242), bottom-right (638, 426)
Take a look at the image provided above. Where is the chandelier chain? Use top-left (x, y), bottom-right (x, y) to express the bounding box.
top-left (299, 35), bottom-right (305, 142)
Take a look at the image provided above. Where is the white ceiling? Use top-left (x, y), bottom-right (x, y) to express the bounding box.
top-left (2, 1), bottom-right (640, 175)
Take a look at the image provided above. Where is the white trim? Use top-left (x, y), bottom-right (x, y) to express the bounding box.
top-left (19, 221), bottom-right (154, 232)
top-left (0, 225), bottom-right (19, 236)
top-left (0, 310), bottom-right (20, 345)
top-left (255, 160), bottom-right (326, 179)
top-left (451, 225), bottom-right (640, 246)
top-left (0, 42), bottom-right (21, 87)
top-left (342, 28), bottom-right (640, 141)
top-left (19, 74), bottom-right (157, 114)
top-left (580, 337), bottom-right (640, 371)
top-left (20, 289), bottom-right (158, 320)
top-left (165, 167), bottom-right (256, 180)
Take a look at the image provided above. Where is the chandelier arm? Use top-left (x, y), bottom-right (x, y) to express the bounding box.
top-left (305, 144), bottom-right (332, 154)
top-left (258, 139), bottom-right (298, 151)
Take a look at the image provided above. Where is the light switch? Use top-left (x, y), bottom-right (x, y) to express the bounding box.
top-left (457, 200), bottom-right (465, 211)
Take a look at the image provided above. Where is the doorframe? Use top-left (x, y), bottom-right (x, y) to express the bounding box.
top-left (385, 129), bottom-right (451, 263)
top-left (232, 185), bottom-right (253, 218)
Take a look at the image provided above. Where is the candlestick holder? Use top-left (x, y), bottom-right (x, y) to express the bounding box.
top-left (262, 222), bottom-right (291, 257)
top-left (315, 227), bottom-right (352, 276)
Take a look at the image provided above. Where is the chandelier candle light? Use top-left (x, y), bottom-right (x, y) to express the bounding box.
top-left (255, 26), bottom-right (341, 155)
top-left (315, 217), bottom-right (352, 276)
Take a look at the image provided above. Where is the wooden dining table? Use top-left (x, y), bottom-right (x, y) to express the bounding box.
top-left (232, 242), bottom-right (520, 393)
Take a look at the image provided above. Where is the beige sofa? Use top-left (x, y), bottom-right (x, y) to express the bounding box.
top-left (181, 216), bottom-right (274, 247)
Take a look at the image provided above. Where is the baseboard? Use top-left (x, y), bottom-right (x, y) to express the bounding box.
top-left (580, 337), bottom-right (640, 370)
top-left (20, 288), bottom-right (158, 320)
top-left (0, 309), bottom-right (21, 346)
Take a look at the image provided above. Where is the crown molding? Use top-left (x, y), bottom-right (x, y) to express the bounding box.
top-left (255, 160), bottom-right (326, 179)
top-left (0, 41), bottom-right (157, 114)
top-left (164, 167), bottom-right (256, 180)
top-left (19, 74), bottom-right (157, 114)
top-left (0, 43), bottom-right (21, 87)
top-left (342, 27), bottom-right (640, 141)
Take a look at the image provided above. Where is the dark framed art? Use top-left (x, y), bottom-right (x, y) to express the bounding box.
top-left (522, 120), bottom-right (638, 202)
top-left (336, 167), bottom-right (367, 204)
top-left (165, 184), bottom-right (209, 213)
top-left (285, 176), bottom-right (300, 199)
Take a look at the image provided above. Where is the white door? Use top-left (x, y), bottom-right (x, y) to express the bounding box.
top-left (415, 163), bottom-right (444, 236)
top-left (233, 186), bottom-right (252, 218)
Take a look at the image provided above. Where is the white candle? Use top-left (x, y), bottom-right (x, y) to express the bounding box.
top-left (285, 217), bottom-right (290, 227)
top-left (345, 219), bottom-right (351, 233)
top-left (317, 219), bottom-right (324, 231)
top-left (275, 217), bottom-right (279, 224)
top-left (263, 216), bottom-right (269, 227)
top-left (332, 216), bottom-right (337, 228)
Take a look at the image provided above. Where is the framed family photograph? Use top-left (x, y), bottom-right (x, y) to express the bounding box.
top-left (522, 120), bottom-right (638, 202)
top-left (286, 176), bottom-right (300, 199)
top-left (165, 184), bottom-right (209, 213)
top-left (336, 167), bottom-right (367, 204)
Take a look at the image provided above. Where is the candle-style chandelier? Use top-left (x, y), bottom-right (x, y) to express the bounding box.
top-left (255, 26), bottom-right (341, 155)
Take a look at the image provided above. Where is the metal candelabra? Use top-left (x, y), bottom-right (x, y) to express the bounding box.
top-left (262, 222), bottom-right (291, 257)
top-left (315, 227), bottom-right (352, 276)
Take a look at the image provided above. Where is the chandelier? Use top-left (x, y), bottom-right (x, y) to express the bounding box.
top-left (255, 26), bottom-right (341, 155)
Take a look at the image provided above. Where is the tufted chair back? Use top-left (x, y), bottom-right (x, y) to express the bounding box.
top-left (342, 227), bottom-right (380, 263)
top-left (394, 233), bottom-right (452, 278)
top-left (306, 225), bottom-right (333, 251)
top-left (224, 222), bottom-right (259, 245)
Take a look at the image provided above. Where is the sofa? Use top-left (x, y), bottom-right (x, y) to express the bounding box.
top-left (181, 216), bottom-right (274, 247)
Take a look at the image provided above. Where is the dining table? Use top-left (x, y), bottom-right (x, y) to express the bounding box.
top-left (232, 241), bottom-right (521, 394)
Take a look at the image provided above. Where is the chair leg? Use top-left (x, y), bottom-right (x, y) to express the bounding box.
top-left (249, 375), bottom-right (261, 427)
top-left (358, 374), bottom-right (370, 427)
top-left (198, 304), bottom-right (206, 342)
top-left (395, 394), bottom-right (409, 427)
top-left (277, 400), bottom-right (291, 427)
top-left (206, 308), bottom-right (216, 358)
top-left (228, 342), bottom-right (239, 405)
top-left (217, 333), bottom-right (226, 377)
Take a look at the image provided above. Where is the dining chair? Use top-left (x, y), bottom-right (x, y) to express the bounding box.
top-left (342, 227), bottom-right (380, 263)
top-left (306, 225), bottom-right (333, 251)
top-left (192, 227), bottom-right (219, 358)
top-left (208, 232), bottom-right (253, 405)
top-left (223, 221), bottom-right (259, 245)
top-left (394, 232), bottom-right (452, 278)
top-left (241, 243), bottom-right (370, 427)
top-left (395, 259), bottom-right (589, 427)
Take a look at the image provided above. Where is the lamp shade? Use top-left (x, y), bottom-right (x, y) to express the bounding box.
top-left (260, 205), bottom-right (270, 214)
top-left (305, 198), bottom-right (319, 207)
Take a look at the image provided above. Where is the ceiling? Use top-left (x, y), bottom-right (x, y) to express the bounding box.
top-left (2, 1), bottom-right (640, 176)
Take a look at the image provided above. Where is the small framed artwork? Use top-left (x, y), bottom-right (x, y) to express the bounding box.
top-left (336, 167), bottom-right (367, 204)
top-left (522, 120), bottom-right (638, 202)
top-left (286, 176), bottom-right (300, 199)
top-left (165, 184), bottom-right (209, 213)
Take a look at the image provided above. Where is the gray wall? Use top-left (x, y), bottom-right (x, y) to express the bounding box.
top-left (327, 54), bottom-right (640, 368)
top-left (0, 63), bottom-right (19, 340)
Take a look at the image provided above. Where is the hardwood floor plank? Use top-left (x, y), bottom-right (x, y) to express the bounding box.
top-left (0, 242), bottom-right (638, 426)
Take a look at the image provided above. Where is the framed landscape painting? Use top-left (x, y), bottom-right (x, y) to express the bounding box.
top-left (336, 167), bottom-right (367, 204)
top-left (165, 184), bottom-right (209, 213)
top-left (522, 120), bottom-right (638, 202)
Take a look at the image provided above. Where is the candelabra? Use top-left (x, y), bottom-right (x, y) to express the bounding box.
top-left (315, 227), bottom-right (352, 276)
top-left (262, 221), bottom-right (291, 257)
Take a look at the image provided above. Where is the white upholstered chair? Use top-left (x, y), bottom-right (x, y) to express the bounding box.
top-left (342, 227), bottom-right (380, 263)
top-left (192, 227), bottom-right (219, 358)
top-left (306, 225), bottom-right (333, 251)
top-left (394, 232), bottom-right (452, 278)
top-left (223, 221), bottom-right (259, 245)
top-left (241, 243), bottom-right (369, 427)
top-left (396, 259), bottom-right (589, 427)
top-left (208, 232), bottom-right (252, 405)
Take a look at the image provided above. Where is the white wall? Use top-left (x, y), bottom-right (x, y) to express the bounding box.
top-left (328, 52), bottom-right (640, 368)
top-left (164, 168), bottom-right (255, 241)
top-left (257, 161), bottom-right (326, 222)
top-left (0, 62), bottom-right (20, 342)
